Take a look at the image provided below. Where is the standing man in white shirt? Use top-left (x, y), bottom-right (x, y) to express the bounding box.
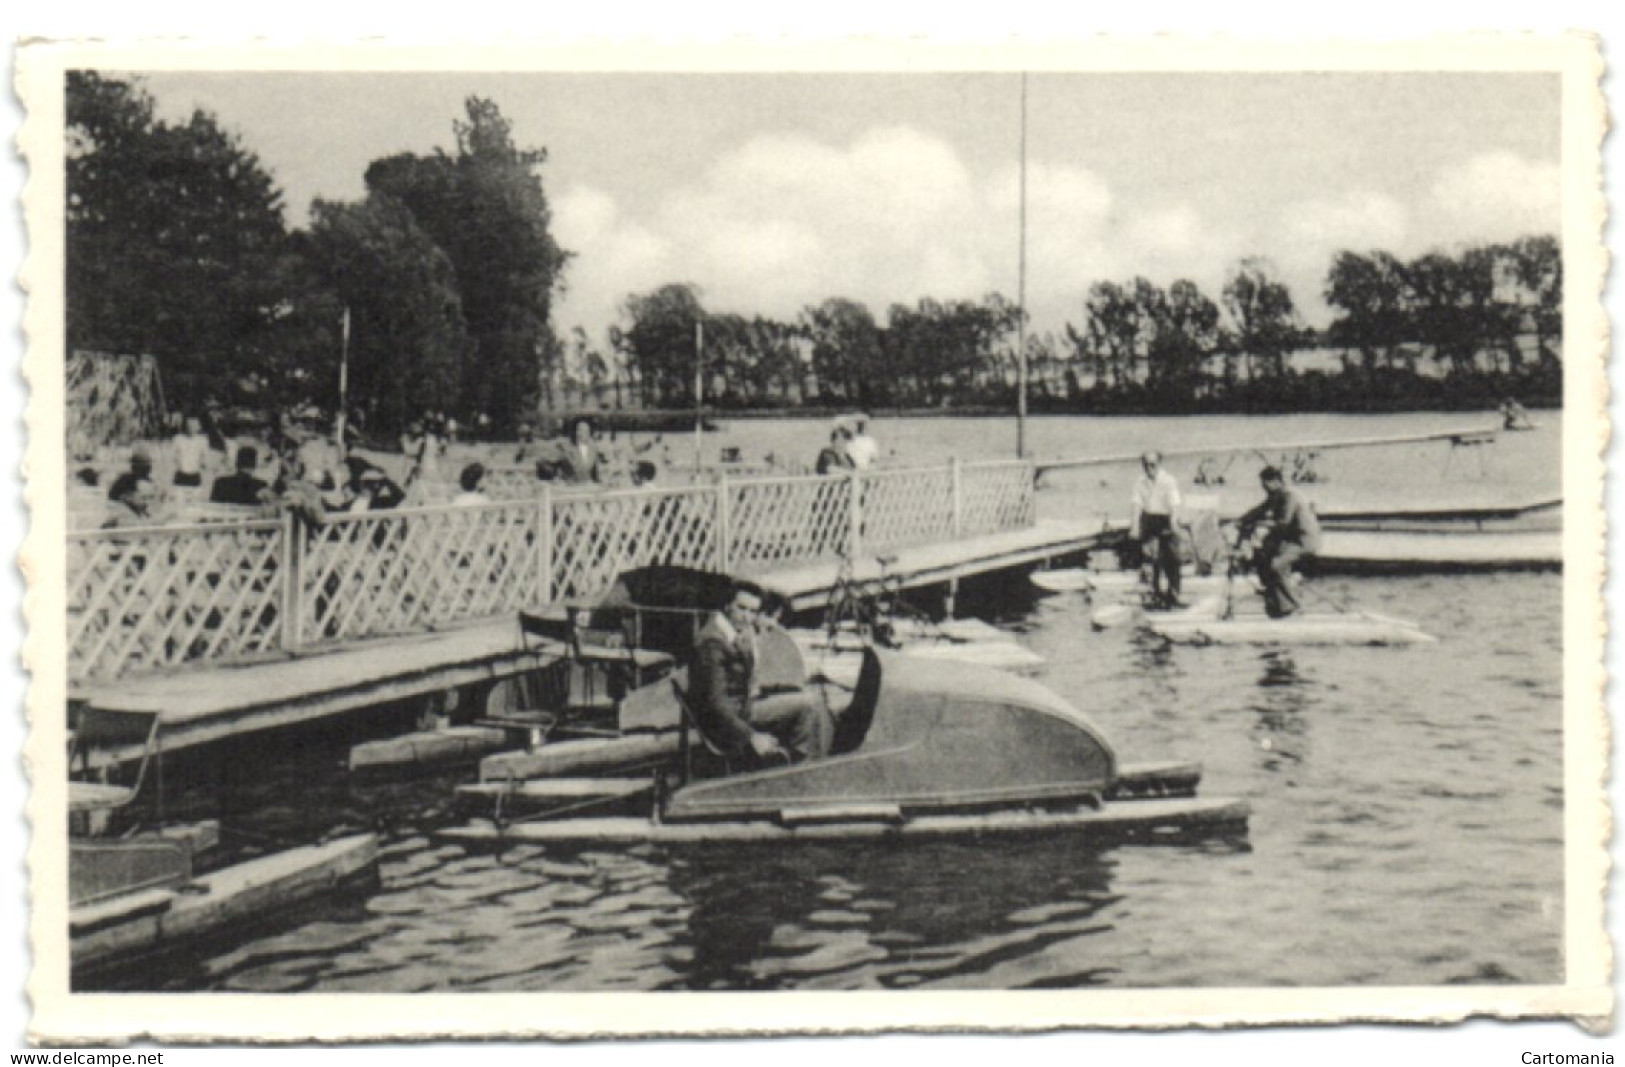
top-left (846, 413), bottom-right (879, 470)
top-left (1130, 450), bottom-right (1185, 608)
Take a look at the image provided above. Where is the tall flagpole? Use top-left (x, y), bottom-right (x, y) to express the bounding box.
top-left (694, 319), bottom-right (704, 472)
top-left (337, 305), bottom-right (351, 458)
top-left (1017, 72), bottom-right (1029, 458)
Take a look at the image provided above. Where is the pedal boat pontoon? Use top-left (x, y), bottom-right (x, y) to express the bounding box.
top-left (438, 650), bottom-right (1249, 848)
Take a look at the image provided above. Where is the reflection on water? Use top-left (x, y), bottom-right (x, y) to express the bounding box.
top-left (95, 572), bottom-right (1563, 992)
top-left (1250, 651), bottom-right (1311, 768)
top-left (669, 840), bottom-right (1126, 990)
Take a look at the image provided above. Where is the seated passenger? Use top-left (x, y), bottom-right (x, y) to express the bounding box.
top-left (557, 416), bottom-right (604, 485)
top-left (209, 446), bottom-right (273, 506)
top-left (453, 462), bottom-right (491, 505)
top-left (691, 584), bottom-right (832, 764)
top-left (104, 449), bottom-right (160, 525)
top-left (815, 425), bottom-right (854, 475)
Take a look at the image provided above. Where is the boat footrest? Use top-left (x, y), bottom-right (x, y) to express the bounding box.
top-left (457, 777), bottom-right (655, 814)
top-left (777, 803), bottom-right (905, 827)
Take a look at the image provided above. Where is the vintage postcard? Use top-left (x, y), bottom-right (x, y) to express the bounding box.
top-left (15, 35), bottom-right (1610, 1043)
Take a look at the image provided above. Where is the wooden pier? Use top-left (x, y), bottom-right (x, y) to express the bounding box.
top-left (69, 460), bottom-right (1103, 757)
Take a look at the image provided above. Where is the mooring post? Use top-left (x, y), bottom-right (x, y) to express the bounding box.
top-left (717, 471), bottom-right (732, 573)
top-left (946, 576), bottom-right (959, 617)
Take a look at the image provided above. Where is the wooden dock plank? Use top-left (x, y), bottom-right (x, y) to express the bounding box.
top-left (1033, 423), bottom-right (1503, 475)
top-left (755, 520), bottom-right (1104, 608)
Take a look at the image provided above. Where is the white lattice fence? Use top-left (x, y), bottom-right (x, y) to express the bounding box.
top-left (550, 488), bottom-right (719, 602)
top-left (860, 467), bottom-right (956, 552)
top-left (298, 502), bottom-right (545, 644)
top-left (725, 474), bottom-right (851, 572)
top-left (960, 461), bottom-right (1035, 534)
top-left (68, 519), bottom-right (288, 682)
top-left (482, 465), bottom-right (541, 500)
top-left (65, 462), bottom-right (1037, 681)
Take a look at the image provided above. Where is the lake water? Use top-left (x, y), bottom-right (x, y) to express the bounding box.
top-left (87, 413), bottom-right (1566, 992)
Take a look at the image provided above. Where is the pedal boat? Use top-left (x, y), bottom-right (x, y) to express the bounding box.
top-left (437, 649), bottom-right (1249, 848)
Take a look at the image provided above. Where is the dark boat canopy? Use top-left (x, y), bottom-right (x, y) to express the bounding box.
top-left (590, 565), bottom-right (791, 660)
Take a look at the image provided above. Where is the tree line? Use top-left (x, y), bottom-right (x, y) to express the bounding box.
top-left (607, 241), bottom-right (1559, 415)
top-left (67, 73), bottom-right (566, 439)
top-left (66, 72), bottom-right (1561, 440)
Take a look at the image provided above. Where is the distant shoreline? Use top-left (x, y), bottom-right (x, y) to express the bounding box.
top-left (558, 403), bottom-right (1561, 424)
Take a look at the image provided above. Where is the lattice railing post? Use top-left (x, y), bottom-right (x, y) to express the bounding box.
top-left (717, 472), bottom-right (733, 574)
top-left (279, 507), bottom-right (304, 651)
top-left (537, 486), bottom-right (553, 605)
top-left (848, 471), bottom-right (864, 559)
top-left (951, 457), bottom-right (964, 537)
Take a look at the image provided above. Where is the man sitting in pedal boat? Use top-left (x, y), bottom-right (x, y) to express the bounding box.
top-left (691, 583), bottom-right (833, 764)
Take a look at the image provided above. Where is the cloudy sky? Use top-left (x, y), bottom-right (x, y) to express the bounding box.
top-left (140, 70), bottom-right (1560, 344)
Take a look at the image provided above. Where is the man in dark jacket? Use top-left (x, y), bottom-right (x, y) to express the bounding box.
top-left (1236, 466), bottom-right (1323, 618)
top-left (690, 584), bottom-right (831, 764)
top-left (209, 446), bottom-right (272, 506)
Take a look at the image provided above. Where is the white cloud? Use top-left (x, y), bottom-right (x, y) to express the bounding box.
top-left (1281, 190), bottom-right (1410, 255)
top-left (1424, 150), bottom-right (1560, 246)
top-left (553, 126), bottom-right (1121, 341)
top-left (553, 185), bottom-right (672, 331)
top-left (551, 137), bottom-right (1562, 345)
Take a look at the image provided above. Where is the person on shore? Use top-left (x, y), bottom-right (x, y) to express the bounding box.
top-left (273, 453), bottom-right (328, 528)
top-left (298, 421), bottom-right (343, 495)
top-left (556, 416), bottom-right (603, 485)
top-left (339, 458), bottom-right (406, 513)
top-left (105, 449), bottom-right (160, 525)
top-left (453, 462), bottom-right (490, 506)
top-left (209, 446), bottom-right (273, 506)
top-left (690, 583), bottom-right (832, 765)
top-left (815, 424), bottom-right (854, 475)
top-left (1500, 397), bottom-right (1533, 431)
top-left (400, 421), bottom-right (424, 464)
top-left (1130, 450), bottom-right (1185, 609)
top-left (170, 415), bottom-right (211, 490)
top-left (847, 413), bottom-right (879, 470)
top-left (399, 418), bottom-right (444, 487)
top-left (514, 421), bottom-right (538, 463)
top-left (1235, 466), bottom-right (1322, 619)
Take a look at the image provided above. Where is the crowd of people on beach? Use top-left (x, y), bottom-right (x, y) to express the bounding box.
top-left (86, 405), bottom-right (693, 530)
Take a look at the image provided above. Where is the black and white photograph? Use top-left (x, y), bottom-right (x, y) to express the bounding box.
top-left (13, 34), bottom-right (1610, 1043)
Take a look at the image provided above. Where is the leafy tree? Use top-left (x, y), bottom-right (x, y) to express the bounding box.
top-left (1146, 279), bottom-right (1221, 403)
top-left (1505, 235), bottom-right (1561, 369)
top-left (364, 97), bottom-right (571, 433)
top-left (614, 284), bottom-right (706, 407)
top-left (1323, 250), bottom-right (1408, 375)
top-left (1222, 258), bottom-right (1303, 381)
top-left (304, 195), bottom-right (470, 434)
top-left (1407, 249), bottom-right (1499, 376)
top-left (803, 298), bottom-right (882, 405)
top-left (66, 71), bottom-right (292, 411)
top-left (1077, 281), bottom-right (1143, 388)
